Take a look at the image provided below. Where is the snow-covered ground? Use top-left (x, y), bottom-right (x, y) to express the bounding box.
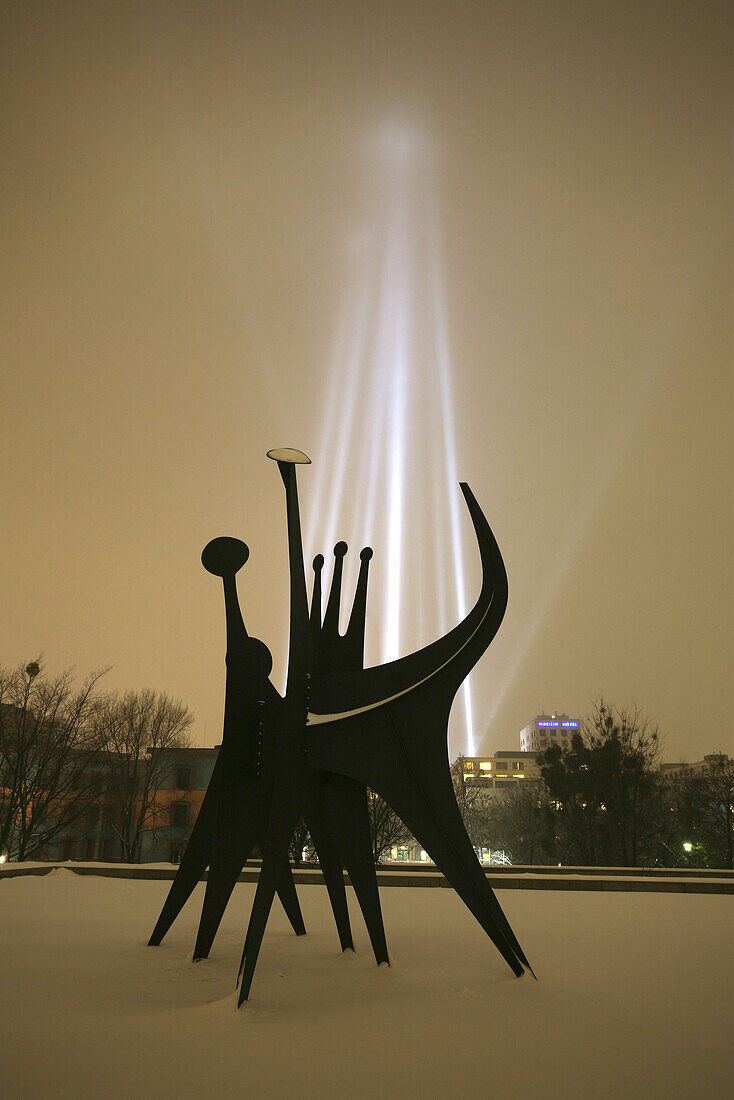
top-left (1, 870), bottom-right (731, 1098)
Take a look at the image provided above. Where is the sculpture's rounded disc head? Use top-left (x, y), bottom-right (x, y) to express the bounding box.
top-left (266, 447), bottom-right (311, 464)
top-left (360, 547), bottom-right (374, 562)
top-left (201, 537), bottom-right (250, 577)
top-left (240, 637), bottom-right (273, 681)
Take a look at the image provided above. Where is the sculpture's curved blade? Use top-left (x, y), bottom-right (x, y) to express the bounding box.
top-left (305, 484), bottom-right (531, 978)
top-left (307, 484), bottom-right (506, 718)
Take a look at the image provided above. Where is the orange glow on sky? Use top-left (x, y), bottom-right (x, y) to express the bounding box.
top-left (1, 2), bottom-right (731, 761)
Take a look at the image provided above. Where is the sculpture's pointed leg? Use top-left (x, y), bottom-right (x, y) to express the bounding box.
top-left (195, 838), bottom-right (304, 960)
top-left (192, 805), bottom-right (257, 961)
top-left (308, 696), bottom-right (533, 977)
top-left (236, 856), bottom-right (283, 1004)
top-left (275, 859), bottom-right (306, 936)
top-left (322, 775), bottom-right (389, 965)
top-left (237, 800), bottom-right (301, 1004)
top-left (148, 793), bottom-right (217, 946)
top-left (193, 845), bottom-right (247, 960)
top-left (306, 810), bottom-right (354, 952)
top-left (377, 764), bottom-right (530, 977)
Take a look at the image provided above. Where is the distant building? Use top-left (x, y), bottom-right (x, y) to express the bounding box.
top-left (386, 840), bottom-right (432, 863)
top-left (27, 751), bottom-right (128, 864)
top-left (457, 750), bottom-right (541, 792)
top-left (520, 713), bottom-right (581, 754)
top-left (33, 747), bottom-right (219, 865)
top-left (659, 753), bottom-right (731, 779)
top-left (140, 747), bottom-right (219, 863)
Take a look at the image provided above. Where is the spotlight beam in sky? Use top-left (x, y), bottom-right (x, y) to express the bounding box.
top-left (306, 121), bottom-right (478, 756)
top-left (486, 286), bottom-right (701, 738)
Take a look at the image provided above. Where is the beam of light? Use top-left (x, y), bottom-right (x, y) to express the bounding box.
top-left (306, 119), bottom-right (478, 756)
top-left (425, 180), bottom-right (475, 752)
top-left (485, 297), bottom-right (698, 742)
top-left (172, 116), bottom-right (475, 752)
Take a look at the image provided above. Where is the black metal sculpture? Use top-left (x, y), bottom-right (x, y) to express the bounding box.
top-left (150, 448), bottom-right (533, 1002)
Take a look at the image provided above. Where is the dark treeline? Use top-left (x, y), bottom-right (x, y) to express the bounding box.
top-left (457, 700), bottom-right (733, 870)
top-left (289, 791), bottom-right (410, 866)
top-left (0, 658), bottom-right (192, 861)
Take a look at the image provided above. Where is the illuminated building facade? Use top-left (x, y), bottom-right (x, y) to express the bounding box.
top-left (659, 753), bottom-right (731, 779)
top-left (458, 750), bottom-right (541, 791)
top-left (139, 748), bottom-right (218, 863)
top-left (520, 713), bottom-right (581, 754)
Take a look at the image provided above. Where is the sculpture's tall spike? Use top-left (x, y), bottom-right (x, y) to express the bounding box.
top-left (267, 448), bottom-right (311, 693)
top-left (322, 541), bottom-right (347, 644)
top-left (310, 554), bottom-right (324, 630)
top-left (238, 449), bottom-right (312, 1001)
top-left (342, 546), bottom-right (373, 671)
top-left (309, 554), bottom-right (324, 666)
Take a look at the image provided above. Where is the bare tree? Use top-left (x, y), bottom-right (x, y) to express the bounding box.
top-left (450, 755), bottom-right (487, 844)
top-left (94, 689), bottom-right (192, 862)
top-left (697, 754), bottom-right (734, 869)
top-left (289, 817), bottom-right (310, 866)
top-left (484, 786), bottom-right (555, 865)
top-left (366, 788), bottom-right (411, 863)
top-left (670, 754), bottom-right (734, 869)
top-left (0, 659), bottom-right (107, 860)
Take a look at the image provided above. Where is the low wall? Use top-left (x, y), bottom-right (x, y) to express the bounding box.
top-left (2, 861), bottom-right (732, 894)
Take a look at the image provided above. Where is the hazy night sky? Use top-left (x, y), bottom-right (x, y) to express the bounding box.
top-left (2, 1), bottom-right (731, 762)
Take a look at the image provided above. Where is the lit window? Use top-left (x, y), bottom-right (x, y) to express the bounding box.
top-left (479, 762), bottom-right (492, 771)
